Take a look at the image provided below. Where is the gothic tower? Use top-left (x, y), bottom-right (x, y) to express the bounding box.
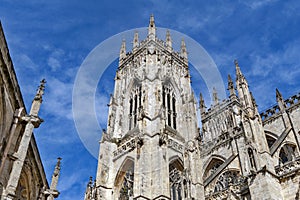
top-left (86, 16), bottom-right (300, 200)
top-left (85, 15), bottom-right (204, 200)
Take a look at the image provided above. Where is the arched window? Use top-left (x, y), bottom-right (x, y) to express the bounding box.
top-left (214, 170), bottom-right (240, 192)
top-left (119, 170), bottom-right (134, 200)
top-left (169, 159), bottom-right (184, 200)
top-left (203, 158), bottom-right (224, 180)
top-left (16, 172), bottom-right (30, 200)
top-left (163, 84), bottom-right (176, 129)
top-left (248, 148), bottom-right (257, 170)
top-left (129, 85), bottom-right (142, 130)
top-left (265, 134), bottom-right (276, 149)
top-left (279, 144), bottom-right (296, 165)
top-left (115, 158), bottom-right (135, 200)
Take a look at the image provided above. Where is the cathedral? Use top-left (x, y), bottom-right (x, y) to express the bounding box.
top-left (0, 22), bottom-right (61, 199)
top-left (84, 16), bottom-right (300, 200)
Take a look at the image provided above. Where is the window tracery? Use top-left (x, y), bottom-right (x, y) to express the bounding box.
top-left (203, 159), bottom-right (224, 180)
top-left (163, 85), bottom-right (176, 129)
top-left (214, 171), bottom-right (240, 193)
top-left (279, 144), bottom-right (296, 165)
top-left (129, 85), bottom-right (142, 130)
top-left (119, 170), bottom-right (134, 200)
top-left (169, 165), bottom-right (183, 200)
top-left (115, 159), bottom-right (135, 200)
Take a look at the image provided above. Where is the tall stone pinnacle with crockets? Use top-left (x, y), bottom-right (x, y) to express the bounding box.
top-left (2, 79), bottom-right (46, 200)
top-left (85, 15), bottom-right (204, 200)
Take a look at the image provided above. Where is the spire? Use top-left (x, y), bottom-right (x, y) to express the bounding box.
top-left (166, 30), bottom-right (172, 51)
top-left (29, 79), bottom-right (46, 116)
top-left (133, 31), bottom-right (139, 52)
top-left (119, 39), bottom-right (126, 63)
top-left (148, 14), bottom-right (156, 40)
top-left (212, 87), bottom-right (219, 105)
top-left (44, 157), bottom-right (61, 200)
top-left (235, 59), bottom-right (245, 81)
top-left (276, 88), bottom-right (286, 111)
top-left (180, 38), bottom-right (188, 62)
top-left (227, 74), bottom-right (236, 99)
top-left (250, 92), bottom-right (257, 108)
top-left (50, 157), bottom-right (62, 191)
top-left (199, 93), bottom-right (206, 116)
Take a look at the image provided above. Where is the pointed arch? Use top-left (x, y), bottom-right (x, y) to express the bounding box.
top-left (247, 147), bottom-right (257, 170)
top-left (162, 80), bottom-right (178, 129)
top-left (162, 77), bottom-right (181, 98)
top-left (169, 157), bottom-right (184, 200)
top-left (114, 157), bottom-right (135, 200)
top-left (126, 79), bottom-right (142, 131)
top-left (16, 167), bottom-right (31, 200)
top-left (279, 142), bottom-right (297, 165)
top-left (214, 169), bottom-right (241, 193)
top-left (264, 130), bottom-right (278, 149)
top-left (203, 156), bottom-right (225, 180)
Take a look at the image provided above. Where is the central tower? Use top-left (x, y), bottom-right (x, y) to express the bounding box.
top-left (88, 15), bottom-right (204, 200)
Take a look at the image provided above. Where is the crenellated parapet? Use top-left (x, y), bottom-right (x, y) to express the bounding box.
top-left (260, 92), bottom-right (300, 123)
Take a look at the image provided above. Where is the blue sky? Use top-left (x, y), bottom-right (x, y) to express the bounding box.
top-left (1, 0), bottom-right (300, 199)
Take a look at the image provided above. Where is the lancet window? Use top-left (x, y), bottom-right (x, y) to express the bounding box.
top-left (169, 159), bottom-right (187, 200)
top-left (248, 148), bottom-right (257, 170)
top-left (203, 159), bottom-right (224, 180)
top-left (129, 85), bottom-right (142, 130)
top-left (119, 170), bottom-right (134, 200)
top-left (279, 144), bottom-right (296, 165)
top-left (115, 159), bottom-right (135, 200)
top-left (162, 85), bottom-right (177, 129)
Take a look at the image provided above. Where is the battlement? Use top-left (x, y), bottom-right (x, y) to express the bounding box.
top-left (202, 98), bottom-right (233, 122)
top-left (260, 92), bottom-right (300, 121)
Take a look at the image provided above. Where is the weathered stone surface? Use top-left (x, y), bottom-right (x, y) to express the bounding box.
top-left (0, 22), bottom-right (58, 200)
top-left (85, 16), bottom-right (300, 200)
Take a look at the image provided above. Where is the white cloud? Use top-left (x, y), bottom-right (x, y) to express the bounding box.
top-left (243, 0), bottom-right (278, 9)
top-left (43, 77), bottom-right (73, 120)
top-left (15, 53), bottom-right (38, 70)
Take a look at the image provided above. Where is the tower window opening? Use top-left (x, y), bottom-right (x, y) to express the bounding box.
top-left (248, 148), bottom-right (257, 170)
top-left (128, 85), bottom-right (142, 130)
top-left (163, 85), bottom-right (177, 129)
top-left (116, 159), bottom-right (135, 200)
top-left (169, 163), bottom-right (184, 200)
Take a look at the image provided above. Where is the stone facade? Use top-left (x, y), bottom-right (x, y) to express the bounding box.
top-left (0, 22), bottom-right (60, 200)
top-left (85, 16), bottom-right (300, 200)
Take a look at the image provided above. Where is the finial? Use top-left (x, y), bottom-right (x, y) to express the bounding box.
top-left (234, 59), bottom-right (243, 78)
top-left (250, 92), bottom-right (257, 107)
top-left (34, 79), bottom-right (46, 101)
top-left (133, 31), bottom-right (139, 52)
top-left (53, 157), bottom-right (61, 178)
top-left (148, 14), bottom-right (156, 40)
top-left (166, 30), bottom-right (172, 51)
top-left (180, 38), bottom-right (188, 62)
top-left (49, 157), bottom-right (62, 196)
top-left (29, 79), bottom-right (46, 116)
top-left (276, 88), bottom-right (286, 111)
top-left (213, 87), bottom-right (219, 105)
top-left (276, 88), bottom-right (283, 100)
top-left (119, 39), bottom-right (126, 62)
top-left (199, 93), bottom-right (206, 116)
top-left (227, 74), bottom-right (236, 98)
